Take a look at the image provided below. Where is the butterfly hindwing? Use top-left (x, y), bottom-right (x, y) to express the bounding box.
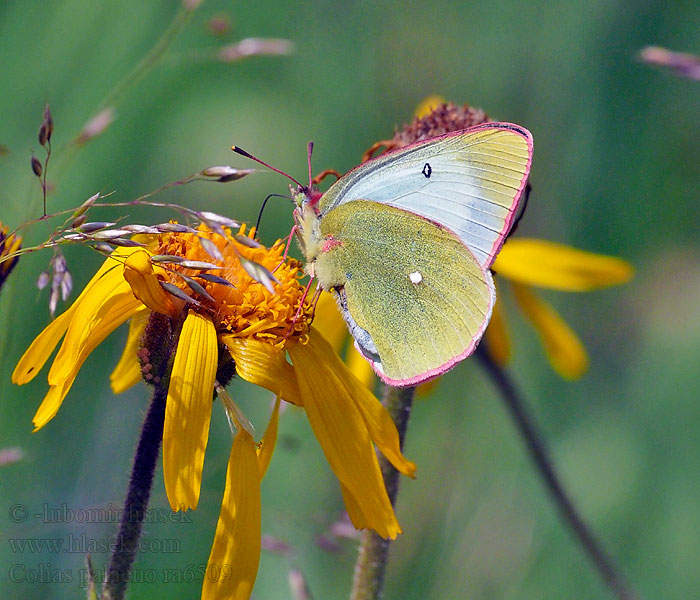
top-left (318, 122), bottom-right (532, 269)
top-left (313, 199), bottom-right (494, 385)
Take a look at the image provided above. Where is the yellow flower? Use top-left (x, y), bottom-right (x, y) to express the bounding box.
top-left (487, 238), bottom-right (634, 379)
top-left (13, 224), bottom-right (415, 599)
top-left (0, 222), bottom-right (22, 292)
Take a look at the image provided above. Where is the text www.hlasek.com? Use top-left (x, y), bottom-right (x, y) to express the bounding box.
top-left (8, 534), bottom-right (181, 555)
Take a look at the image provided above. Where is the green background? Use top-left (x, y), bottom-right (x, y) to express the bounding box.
top-left (1, 1), bottom-right (699, 598)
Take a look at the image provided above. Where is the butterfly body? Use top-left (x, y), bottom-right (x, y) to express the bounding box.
top-left (294, 122), bottom-right (533, 386)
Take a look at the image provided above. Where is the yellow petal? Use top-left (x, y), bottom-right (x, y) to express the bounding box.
top-left (287, 329), bottom-right (402, 539)
top-left (346, 344), bottom-right (376, 390)
top-left (257, 397), bottom-right (280, 479)
top-left (494, 239), bottom-right (634, 291)
top-left (340, 481), bottom-right (372, 531)
top-left (123, 250), bottom-right (182, 316)
top-left (13, 249), bottom-right (140, 385)
top-left (48, 267), bottom-right (141, 385)
top-left (311, 290), bottom-right (347, 353)
top-left (32, 380), bottom-right (72, 431)
top-left (512, 283), bottom-right (589, 379)
top-left (29, 289), bottom-right (141, 430)
top-left (484, 294), bottom-right (511, 366)
top-left (202, 428), bottom-right (261, 600)
top-left (163, 311), bottom-right (217, 511)
top-left (13, 308), bottom-right (74, 385)
top-left (31, 293), bottom-right (137, 431)
top-left (110, 308), bottom-right (150, 394)
top-left (221, 336), bottom-right (303, 406)
top-left (339, 360), bottom-right (416, 478)
top-left (414, 95), bottom-right (446, 118)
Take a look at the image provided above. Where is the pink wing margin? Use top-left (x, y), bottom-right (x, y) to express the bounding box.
top-left (473, 123), bottom-right (534, 268)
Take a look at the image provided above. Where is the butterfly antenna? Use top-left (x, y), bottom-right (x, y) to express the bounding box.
top-left (307, 141), bottom-right (314, 189)
top-left (255, 193), bottom-right (292, 235)
top-left (231, 145), bottom-right (305, 190)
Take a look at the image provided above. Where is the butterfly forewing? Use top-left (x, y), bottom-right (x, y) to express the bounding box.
top-left (318, 123), bottom-right (532, 269)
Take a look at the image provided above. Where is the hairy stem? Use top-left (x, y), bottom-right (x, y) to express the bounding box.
top-left (102, 381), bottom-right (167, 600)
top-left (475, 346), bottom-right (636, 600)
top-left (349, 385), bottom-right (415, 600)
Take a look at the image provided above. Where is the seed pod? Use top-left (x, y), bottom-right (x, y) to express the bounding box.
top-left (239, 257), bottom-right (279, 294)
top-left (155, 223), bottom-right (198, 234)
top-left (121, 224), bottom-right (161, 234)
top-left (200, 165), bottom-right (254, 182)
top-left (198, 236), bottom-right (223, 261)
top-left (38, 104), bottom-right (53, 146)
top-left (72, 192), bottom-right (100, 218)
top-left (43, 105), bottom-right (54, 141)
top-left (36, 271), bottom-right (50, 290)
top-left (31, 155), bottom-right (43, 177)
top-left (77, 221), bottom-right (116, 233)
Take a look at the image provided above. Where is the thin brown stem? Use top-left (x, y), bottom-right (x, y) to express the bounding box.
top-left (475, 345), bottom-right (637, 600)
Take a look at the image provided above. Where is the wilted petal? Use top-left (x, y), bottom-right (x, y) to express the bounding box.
top-left (164, 311), bottom-right (217, 511)
top-left (494, 239), bottom-right (634, 291)
top-left (202, 428), bottom-right (261, 600)
top-left (512, 283), bottom-right (588, 379)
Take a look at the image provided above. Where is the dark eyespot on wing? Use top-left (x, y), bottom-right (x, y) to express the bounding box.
top-left (422, 163), bottom-right (432, 178)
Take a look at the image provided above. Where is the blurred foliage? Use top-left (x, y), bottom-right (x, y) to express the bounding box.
top-left (1, 1), bottom-right (699, 599)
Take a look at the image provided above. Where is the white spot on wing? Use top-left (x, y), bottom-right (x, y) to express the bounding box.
top-left (409, 271), bottom-right (423, 284)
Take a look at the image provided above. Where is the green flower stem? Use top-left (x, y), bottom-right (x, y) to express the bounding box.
top-left (349, 385), bottom-right (415, 600)
top-left (102, 380), bottom-right (167, 600)
top-left (475, 346), bottom-right (636, 600)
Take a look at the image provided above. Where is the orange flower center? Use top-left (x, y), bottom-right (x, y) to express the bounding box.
top-left (148, 224), bottom-right (311, 345)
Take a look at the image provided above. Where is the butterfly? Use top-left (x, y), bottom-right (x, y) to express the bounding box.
top-left (238, 122), bottom-right (533, 386)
